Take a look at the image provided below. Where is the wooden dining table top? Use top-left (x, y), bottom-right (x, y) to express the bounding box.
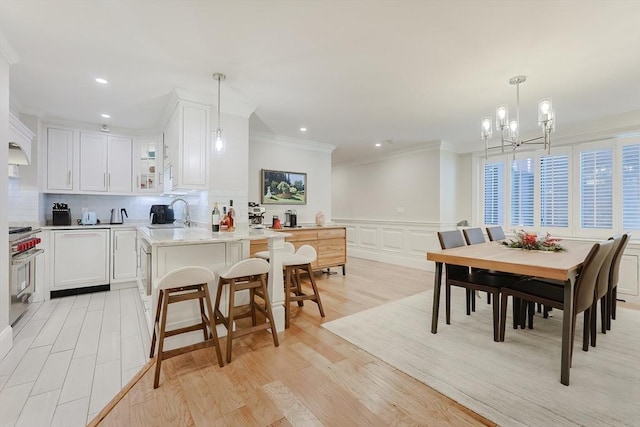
top-left (426, 240), bottom-right (595, 281)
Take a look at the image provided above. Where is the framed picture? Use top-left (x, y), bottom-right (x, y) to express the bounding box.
top-left (261, 169), bottom-right (307, 205)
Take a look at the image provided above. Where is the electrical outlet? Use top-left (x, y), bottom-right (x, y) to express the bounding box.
top-left (82, 207), bottom-right (88, 214)
top-left (396, 207), bottom-right (405, 213)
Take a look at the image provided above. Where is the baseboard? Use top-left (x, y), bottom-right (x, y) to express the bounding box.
top-left (348, 248), bottom-right (434, 272)
top-left (0, 325), bottom-right (13, 361)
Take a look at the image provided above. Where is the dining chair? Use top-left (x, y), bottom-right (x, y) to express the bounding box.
top-left (437, 230), bottom-right (519, 341)
top-left (590, 235), bottom-right (620, 347)
top-left (499, 240), bottom-right (614, 362)
top-left (486, 226), bottom-right (506, 241)
top-left (606, 233), bottom-right (630, 330)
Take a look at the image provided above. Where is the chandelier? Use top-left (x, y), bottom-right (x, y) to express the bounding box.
top-left (213, 72), bottom-right (226, 153)
top-left (481, 75), bottom-right (555, 158)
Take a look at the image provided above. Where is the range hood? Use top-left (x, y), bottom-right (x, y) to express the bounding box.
top-left (9, 142), bottom-right (29, 165)
top-left (8, 112), bottom-right (34, 166)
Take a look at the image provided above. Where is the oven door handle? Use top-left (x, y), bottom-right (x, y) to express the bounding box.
top-left (12, 249), bottom-right (44, 265)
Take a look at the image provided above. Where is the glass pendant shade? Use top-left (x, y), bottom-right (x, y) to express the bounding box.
top-left (215, 128), bottom-right (225, 152)
top-left (509, 120), bottom-right (519, 139)
top-left (481, 117), bottom-right (493, 139)
top-left (538, 98), bottom-right (553, 125)
top-left (496, 105), bottom-right (508, 129)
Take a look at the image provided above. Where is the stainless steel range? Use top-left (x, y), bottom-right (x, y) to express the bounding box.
top-left (9, 226), bottom-right (43, 325)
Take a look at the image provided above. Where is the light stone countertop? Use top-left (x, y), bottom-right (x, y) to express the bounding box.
top-left (137, 226), bottom-right (291, 246)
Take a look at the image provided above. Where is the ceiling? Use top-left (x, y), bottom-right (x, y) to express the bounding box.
top-left (1, 1), bottom-right (639, 164)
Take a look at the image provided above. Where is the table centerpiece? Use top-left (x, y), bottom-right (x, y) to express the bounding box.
top-left (502, 229), bottom-right (566, 252)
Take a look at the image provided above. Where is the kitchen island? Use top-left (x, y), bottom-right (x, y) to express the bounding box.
top-left (136, 226), bottom-right (290, 344)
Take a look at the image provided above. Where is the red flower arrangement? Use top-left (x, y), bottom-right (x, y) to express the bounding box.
top-left (502, 230), bottom-right (566, 252)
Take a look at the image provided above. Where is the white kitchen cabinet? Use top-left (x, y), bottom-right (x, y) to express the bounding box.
top-left (79, 132), bottom-right (132, 193)
top-left (47, 128), bottom-right (74, 191)
top-left (51, 229), bottom-right (110, 290)
top-left (112, 228), bottom-right (137, 282)
top-left (162, 101), bottom-right (209, 191)
top-left (134, 136), bottom-right (162, 193)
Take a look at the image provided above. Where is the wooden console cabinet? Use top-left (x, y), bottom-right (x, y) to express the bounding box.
top-left (249, 226), bottom-right (347, 274)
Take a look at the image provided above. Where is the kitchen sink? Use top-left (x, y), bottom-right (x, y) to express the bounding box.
top-left (146, 224), bottom-right (185, 229)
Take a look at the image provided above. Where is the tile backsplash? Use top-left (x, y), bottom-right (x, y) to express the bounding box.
top-left (9, 178), bottom-right (248, 227)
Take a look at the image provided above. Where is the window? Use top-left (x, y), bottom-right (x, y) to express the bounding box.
top-left (510, 158), bottom-right (534, 227)
top-left (580, 149), bottom-right (613, 229)
top-left (540, 154), bottom-right (569, 227)
top-left (622, 144), bottom-right (640, 230)
top-left (483, 162), bottom-right (504, 225)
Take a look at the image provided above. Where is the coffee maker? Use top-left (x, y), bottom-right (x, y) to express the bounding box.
top-left (285, 209), bottom-right (297, 228)
top-left (248, 202), bottom-right (266, 227)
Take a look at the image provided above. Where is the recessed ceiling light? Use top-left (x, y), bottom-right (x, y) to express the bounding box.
top-left (375, 143), bottom-right (382, 147)
top-left (101, 113), bottom-right (111, 118)
top-left (95, 77), bottom-right (108, 84)
top-left (299, 127), bottom-right (307, 132)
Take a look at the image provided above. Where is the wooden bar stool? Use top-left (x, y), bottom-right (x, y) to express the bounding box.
top-left (150, 266), bottom-right (223, 389)
top-left (282, 245), bottom-right (325, 328)
top-left (213, 258), bottom-right (279, 363)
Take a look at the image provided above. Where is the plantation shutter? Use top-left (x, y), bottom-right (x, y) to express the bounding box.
top-left (510, 158), bottom-right (534, 227)
top-left (483, 162), bottom-right (504, 225)
top-left (540, 154), bottom-right (569, 227)
top-left (622, 144), bottom-right (640, 230)
top-left (580, 149), bottom-right (613, 228)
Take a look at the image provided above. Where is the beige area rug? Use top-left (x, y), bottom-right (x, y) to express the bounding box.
top-left (323, 288), bottom-right (640, 426)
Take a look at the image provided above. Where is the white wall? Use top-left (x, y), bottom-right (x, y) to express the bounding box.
top-left (249, 132), bottom-right (334, 225)
top-left (456, 153), bottom-right (474, 223)
top-left (332, 141), bottom-right (459, 270)
top-left (333, 144), bottom-right (442, 222)
top-left (0, 47), bottom-right (12, 359)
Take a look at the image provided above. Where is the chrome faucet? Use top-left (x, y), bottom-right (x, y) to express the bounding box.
top-left (169, 198), bottom-right (191, 227)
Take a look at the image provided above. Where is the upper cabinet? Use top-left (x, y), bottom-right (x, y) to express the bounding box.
top-left (47, 128), bottom-right (74, 191)
top-left (134, 136), bottom-right (162, 193)
top-left (79, 132), bottom-right (132, 193)
top-left (163, 100), bottom-right (209, 191)
top-left (45, 127), bottom-right (138, 194)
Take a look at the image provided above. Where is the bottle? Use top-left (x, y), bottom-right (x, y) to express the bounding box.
top-left (211, 202), bottom-right (220, 232)
top-left (219, 206), bottom-right (229, 232)
top-left (227, 200), bottom-right (235, 231)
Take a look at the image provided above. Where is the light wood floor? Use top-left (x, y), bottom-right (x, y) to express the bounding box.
top-left (93, 258), bottom-right (496, 427)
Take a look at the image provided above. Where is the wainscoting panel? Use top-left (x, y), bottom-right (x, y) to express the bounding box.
top-left (334, 219), bottom-right (456, 272)
top-left (408, 229), bottom-right (435, 256)
top-left (345, 226), bottom-right (357, 245)
top-left (381, 227), bottom-right (404, 252)
top-left (359, 227), bottom-right (378, 248)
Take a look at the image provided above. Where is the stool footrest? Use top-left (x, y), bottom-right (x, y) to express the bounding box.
top-left (160, 339), bottom-right (216, 361)
top-left (232, 322), bottom-right (273, 338)
top-left (165, 322), bottom-right (208, 338)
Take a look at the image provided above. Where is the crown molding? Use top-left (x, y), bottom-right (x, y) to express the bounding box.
top-left (159, 88), bottom-right (257, 129)
top-left (333, 139), bottom-right (447, 168)
top-left (0, 31), bottom-right (18, 64)
top-left (251, 131), bottom-right (336, 154)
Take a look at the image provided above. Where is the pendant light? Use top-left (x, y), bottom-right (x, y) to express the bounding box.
top-left (480, 75), bottom-right (555, 158)
top-left (212, 72), bottom-right (226, 153)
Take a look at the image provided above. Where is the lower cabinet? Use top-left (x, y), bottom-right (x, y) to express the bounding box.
top-left (249, 226), bottom-right (347, 272)
top-left (112, 228), bottom-right (137, 282)
top-left (51, 229), bottom-right (110, 290)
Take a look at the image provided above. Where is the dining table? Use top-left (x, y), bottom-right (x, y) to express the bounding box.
top-left (427, 239), bottom-right (594, 386)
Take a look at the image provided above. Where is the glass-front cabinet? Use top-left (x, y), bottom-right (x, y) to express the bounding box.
top-left (134, 137), bottom-right (162, 193)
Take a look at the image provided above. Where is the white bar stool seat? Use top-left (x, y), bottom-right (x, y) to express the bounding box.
top-left (150, 266), bottom-right (223, 389)
top-left (213, 258), bottom-right (279, 362)
top-left (254, 241), bottom-right (295, 260)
